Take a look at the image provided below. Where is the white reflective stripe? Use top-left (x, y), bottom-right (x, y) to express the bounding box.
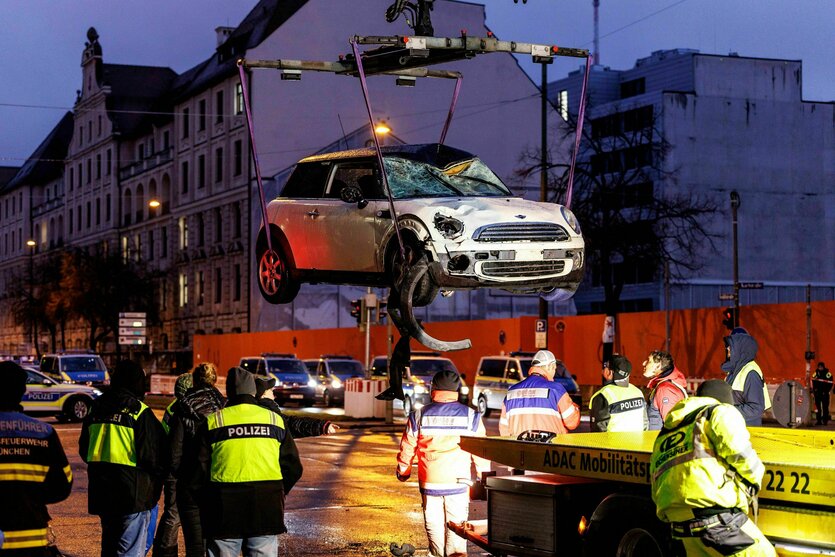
top-left (498, 416), bottom-right (509, 426)
top-left (422, 415), bottom-right (471, 428)
top-left (507, 388), bottom-right (550, 400)
top-left (422, 481), bottom-right (466, 491)
top-left (561, 404), bottom-right (577, 418)
top-left (506, 407), bottom-right (561, 418)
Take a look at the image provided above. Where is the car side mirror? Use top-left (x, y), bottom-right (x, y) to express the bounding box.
top-left (42, 380), bottom-right (51, 385)
top-left (339, 184), bottom-right (368, 209)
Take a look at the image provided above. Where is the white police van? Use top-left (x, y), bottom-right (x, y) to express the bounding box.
top-left (22, 367), bottom-right (102, 422)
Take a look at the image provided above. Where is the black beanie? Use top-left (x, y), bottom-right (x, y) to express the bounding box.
top-left (697, 379), bottom-right (734, 405)
top-left (111, 360), bottom-right (146, 399)
top-left (226, 366), bottom-right (257, 398)
top-left (0, 361), bottom-right (27, 409)
top-left (431, 370), bottom-right (461, 392)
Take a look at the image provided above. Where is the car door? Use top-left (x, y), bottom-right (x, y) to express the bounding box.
top-left (22, 370), bottom-right (59, 413)
top-left (274, 161), bottom-right (331, 270)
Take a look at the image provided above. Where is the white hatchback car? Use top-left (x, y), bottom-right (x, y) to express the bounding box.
top-left (256, 144), bottom-right (585, 307)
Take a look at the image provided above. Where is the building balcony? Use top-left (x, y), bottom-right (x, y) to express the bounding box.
top-left (119, 147), bottom-right (173, 180)
top-left (32, 197), bottom-right (64, 218)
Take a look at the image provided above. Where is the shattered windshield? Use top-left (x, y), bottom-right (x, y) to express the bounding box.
top-left (384, 156), bottom-right (511, 199)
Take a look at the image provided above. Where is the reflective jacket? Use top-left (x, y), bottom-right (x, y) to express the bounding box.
top-left (812, 367), bottom-right (833, 395)
top-left (590, 382), bottom-right (648, 432)
top-left (397, 391), bottom-right (489, 496)
top-left (722, 333), bottom-right (771, 426)
top-left (499, 373), bottom-right (580, 437)
top-left (79, 387), bottom-right (169, 516)
top-left (650, 397), bottom-right (765, 523)
top-left (647, 368), bottom-right (689, 431)
top-left (161, 399), bottom-right (176, 434)
top-left (192, 396), bottom-right (303, 539)
top-left (0, 410), bottom-right (73, 553)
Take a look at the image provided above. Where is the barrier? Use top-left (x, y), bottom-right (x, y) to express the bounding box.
top-left (344, 378), bottom-right (387, 418)
top-left (149, 374), bottom-right (178, 395)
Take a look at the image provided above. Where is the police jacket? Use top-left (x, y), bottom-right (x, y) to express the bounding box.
top-left (191, 395), bottom-right (303, 539)
top-left (589, 380), bottom-right (648, 432)
top-left (79, 387), bottom-right (169, 516)
top-left (0, 409), bottom-right (73, 553)
top-left (722, 333), bottom-right (771, 426)
top-left (812, 366), bottom-right (833, 395)
top-left (646, 367), bottom-right (688, 431)
top-left (396, 390), bottom-right (489, 496)
top-left (650, 397), bottom-right (765, 523)
top-left (499, 373), bottom-right (580, 438)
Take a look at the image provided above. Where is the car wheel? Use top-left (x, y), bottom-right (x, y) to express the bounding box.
top-left (477, 395), bottom-right (491, 417)
top-left (403, 396), bottom-right (413, 417)
top-left (255, 229), bottom-right (299, 304)
top-left (64, 396), bottom-right (91, 422)
top-left (387, 240), bottom-right (438, 308)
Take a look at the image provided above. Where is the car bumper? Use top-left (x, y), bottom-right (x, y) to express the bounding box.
top-left (274, 386), bottom-right (317, 403)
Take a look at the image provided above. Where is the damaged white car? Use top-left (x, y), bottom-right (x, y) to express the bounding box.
top-left (256, 144), bottom-right (584, 314)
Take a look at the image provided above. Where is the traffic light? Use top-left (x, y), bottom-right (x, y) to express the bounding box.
top-left (722, 307), bottom-right (737, 331)
top-left (350, 299), bottom-right (362, 325)
top-left (377, 300), bottom-right (387, 323)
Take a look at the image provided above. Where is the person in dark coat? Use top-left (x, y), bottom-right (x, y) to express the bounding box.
top-left (168, 362), bottom-right (225, 557)
top-left (0, 361), bottom-right (73, 556)
top-left (79, 360), bottom-right (168, 557)
top-left (812, 362), bottom-right (833, 425)
top-left (254, 376), bottom-right (338, 437)
top-left (721, 329), bottom-right (771, 426)
top-left (190, 367), bottom-right (303, 557)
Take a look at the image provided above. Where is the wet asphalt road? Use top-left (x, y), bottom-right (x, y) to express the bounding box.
top-left (48, 408), bottom-right (496, 557)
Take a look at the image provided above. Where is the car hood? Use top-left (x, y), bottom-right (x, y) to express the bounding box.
top-left (271, 372), bottom-right (310, 383)
top-left (30, 383), bottom-right (101, 396)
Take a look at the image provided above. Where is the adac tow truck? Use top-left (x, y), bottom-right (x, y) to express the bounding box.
top-left (451, 429), bottom-right (835, 556)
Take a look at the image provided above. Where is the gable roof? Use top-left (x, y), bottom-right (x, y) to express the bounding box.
top-left (100, 64), bottom-right (178, 138)
top-left (4, 112), bottom-right (74, 191)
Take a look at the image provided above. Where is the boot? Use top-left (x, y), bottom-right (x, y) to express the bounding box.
top-left (376, 387), bottom-right (405, 401)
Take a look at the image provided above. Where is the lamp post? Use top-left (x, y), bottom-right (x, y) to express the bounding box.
top-left (730, 190), bottom-right (741, 329)
top-left (26, 239), bottom-right (37, 356)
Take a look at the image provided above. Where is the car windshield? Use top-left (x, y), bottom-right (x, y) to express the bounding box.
top-left (520, 360), bottom-right (533, 376)
top-left (329, 361), bottom-right (364, 376)
top-left (370, 358), bottom-right (388, 376)
top-left (60, 356), bottom-right (106, 371)
top-left (409, 359), bottom-right (457, 378)
top-left (384, 156), bottom-right (511, 199)
top-left (267, 359), bottom-right (308, 374)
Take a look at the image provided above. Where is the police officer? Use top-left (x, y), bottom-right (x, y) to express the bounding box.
top-left (812, 362), bottom-right (833, 426)
top-left (590, 354), bottom-right (648, 432)
top-left (651, 379), bottom-right (776, 556)
top-left (643, 350), bottom-right (688, 431)
top-left (191, 367), bottom-right (303, 557)
top-left (0, 361), bottom-right (72, 556)
top-left (79, 359), bottom-right (169, 557)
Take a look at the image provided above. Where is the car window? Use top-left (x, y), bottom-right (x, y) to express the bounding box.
top-left (303, 361), bottom-right (317, 373)
top-left (370, 358), bottom-right (388, 376)
top-left (519, 359), bottom-right (533, 377)
top-left (60, 356), bottom-right (106, 371)
top-left (266, 358), bottom-right (308, 374)
top-left (239, 359), bottom-right (258, 374)
top-left (410, 358), bottom-right (457, 378)
top-left (326, 163), bottom-right (380, 199)
top-left (384, 156), bottom-right (511, 199)
top-left (328, 361), bottom-right (364, 376)
top-left (479, 359), bottom-right (506, 378)
top-left (26, 370), bottom-right (48, 384)
top-left (281, 162), bottom-right (331, 199)
top-left (40, 357), bottom-right (56, 373)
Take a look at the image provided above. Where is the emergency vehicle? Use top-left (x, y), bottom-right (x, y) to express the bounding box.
top-left (452, 429), bottom-right (835, 556)
top-left (21, 367), bottom-right (102, 422)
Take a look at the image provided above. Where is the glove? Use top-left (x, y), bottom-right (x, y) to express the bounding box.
top-left (396, 468), bottom-right (410, 482)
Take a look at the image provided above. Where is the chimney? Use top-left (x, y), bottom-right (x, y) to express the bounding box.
top-left (215, 26), bottom-right (234, 47)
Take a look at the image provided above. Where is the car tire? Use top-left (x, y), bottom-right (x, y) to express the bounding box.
top-left (255, 229), bottom-right (300, 304)
top-left (477, 395), bottom-right (491, 417)
top-left (63, 395), bottom-right (91, 422)
top-left (387, 240), bottom-right (438, 308)
top-left (403, 396), bottom-right (413, 417)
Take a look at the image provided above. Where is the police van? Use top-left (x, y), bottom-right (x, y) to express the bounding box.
top-left (22, 366), bottom-right (102, 422)
top-left (39, 352), bottom-right (110, 386)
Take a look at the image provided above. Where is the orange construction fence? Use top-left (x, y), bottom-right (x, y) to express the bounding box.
top-left (193, 300), bottom-right (834, 389)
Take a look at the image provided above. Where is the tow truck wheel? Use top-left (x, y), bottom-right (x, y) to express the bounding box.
top-left (64, 396), bottom-right (91, 422)
top-left (477, 395), bottom-right (491, 417)
top-left (256, 230), bottom-right (299, 304)
top-left (616, 528), bottom-right (664, 557)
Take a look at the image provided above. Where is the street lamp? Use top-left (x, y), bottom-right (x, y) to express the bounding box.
top-left (148, 199), bottom-right (161, 209)
top-left (730, 191), bottom-right (741, 329)
top-left (26, 239), bottom-right (37, 357)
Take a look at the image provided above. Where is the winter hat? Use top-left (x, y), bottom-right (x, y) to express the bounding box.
top-left (0, 361), bottom-right (27, 409)
top-left (697, 379), bottom-right (734, 405)
top-left (111, 360), bottom-right (146, 399)
top-left (174, 373), bottom-right (193, 400)
top-left (431, 369), bottom-right (462, 392)
top-left (226, 366), bottom-right (256, 398)
top-left (531, 350), bottom-right (557, 367)
top-left (255, 376), bottom-right (277, 398)
top-left (608, 354), bottom-right (632, 380)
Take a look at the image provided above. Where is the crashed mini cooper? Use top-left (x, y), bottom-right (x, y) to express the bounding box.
top-left (256, 144), bottom-right (584, 311)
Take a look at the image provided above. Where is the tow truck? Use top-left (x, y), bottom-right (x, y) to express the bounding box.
top-left (450, 430), bottom-right (835, 556)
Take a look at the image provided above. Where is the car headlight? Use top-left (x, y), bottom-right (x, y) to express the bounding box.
top-left (92, 389), bottom-right (103, 397)
top-left (414, 384), bottom-right (427, 394)
top-left (274, 380), bottom-right (283, 387)
top-left (434, 213), bottom-right (464, 239)
top-left (307, 379), bottom-right (317, 388)
top-left (560, 206), bottom-right (582, 235)
top-left (331, 378), bottom-right (342, 389)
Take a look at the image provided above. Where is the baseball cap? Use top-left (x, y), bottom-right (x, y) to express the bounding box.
top-left (431, 370), bottom-right (462, 392)
top-left (531, 350), bottom-right (557, 367)
top-left (608, 354), bottom-right (632, 379)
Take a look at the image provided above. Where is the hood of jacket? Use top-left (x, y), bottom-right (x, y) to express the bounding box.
top-left (662, 396), bottom-right (720, 429)
top-left (721, 333), bottom-right (758, 376)
top-left (647, 367), bottom-right (687, 390)
top-left (179, 386), bottom-right (225, 434)
top-left (91, 386), bottom-right (142, 416)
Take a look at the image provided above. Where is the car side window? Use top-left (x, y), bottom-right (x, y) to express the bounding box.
top-left (507, 362), bottom-right (522, 381)
top-left (479, 359), bottom-right (506, 378)
top-left (326, 162), bottom-right (379, 199)
top-left (281, 162), bottom-right (331, 199)
top-left (26, 371), bottom-right (41, 384)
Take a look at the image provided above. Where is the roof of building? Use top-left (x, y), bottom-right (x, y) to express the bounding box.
top-left (100, 63), bottom-right (178, 138)
top-left (0, 166), bottom-right (20, 190)
top-left (3, 112), bottom-right (74, 192)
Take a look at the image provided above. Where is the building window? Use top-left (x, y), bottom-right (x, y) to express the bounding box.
top-left (78, 126), bottom-right (83, 147)
top-left (214, 208), bottom-right (223, 243)
top-left (198, 99), bottom-right (206, 132)
top-left (76, 206), bottom-right (81, 231)
top-left (163, 130), bottom-right (170, 150)
top-left (620, 77), bottom-right (646, 99)
top-left (121, 235), bottom-right (129, 262)
top-left (98, 115), bottom-right (102, 137)
top-left (215, 147), bottom-right (223, 183)
top-left (69, 168), bottom-right (74, 191)
top-left (69, 212), bottom-right (73, 233)
top-left (148, 229), bottom-right (154, 260)
top-left (181, 161), bottom-right (189, 194)
top-left (86, 159), bottom-right (91, 184)
top-left (96, 198), bottom-right (101, 225)
top-left (214, 267), bottom-right (222, 304)
top-left (235, 83), bottom-right (244, 115)
top-left (198, 155), bottom-right (206, 189)
top-left (182, 107), bottom-right (190, 138)
top-left (106, 149), bottom-right (112, 176)
top-left (197, 271), bottom-right (204, 305)
top-left (215, 90), bottom-right (224, 123)
top-left (134, 233), bottom-right (141, 262)
top-left (179, 273), bottom-right (188, 306)
top-left (161, 225), bottom-right (168, 258)
top-left (233, 203), bottom-right (242, 238)
top-left (234, 140), bottom-right (243, 176)
top-left (86, 201), bottom-right (91, 229)
top-left (137, 143), bottom-right (144, 161)
top-left (161, 279), bottom-right (167, 311)
top-left (197, 213), bottom-right (205, 247)
top-left (178, 217), bottom-right (189, 250)
top-left (95, 154), bottom-right (101, 179)
top-left (88, 121), bottom-right (92, 142)
top-left (234, 264), bottom-right (242, 301)
top-left (106, 194), bottom-right (111, 222)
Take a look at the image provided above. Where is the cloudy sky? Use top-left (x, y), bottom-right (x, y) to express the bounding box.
top-left (2, 0), bottom-right (832, 165)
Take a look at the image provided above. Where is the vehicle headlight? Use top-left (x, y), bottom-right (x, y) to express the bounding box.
top-left (414, 384), bottom-right (427, 394)
top-left (434, 213), bottom-right (464, 239)
top-left (274, 380), bottom-right (283, 387)
top-left (60, 372), bottom-right (72, 382)
top-left (331, 378), bottom-right (343, 389)
top-left (560, 206), bottom-right (582, 235)
top-left (307, 379), bottom-right (317, 388)
top-left (460, 386), bottom-right (470, 395)
top-left (92, 389), bottom-right (103, 397)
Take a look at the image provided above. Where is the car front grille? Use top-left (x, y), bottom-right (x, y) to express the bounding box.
top-left (480, 260), bottom-right (566, 278)
top-left (473, 223), bottom-right (570, 242)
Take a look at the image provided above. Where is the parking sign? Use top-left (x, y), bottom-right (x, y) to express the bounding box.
top-left (535, 319), bottom-right (547, 349)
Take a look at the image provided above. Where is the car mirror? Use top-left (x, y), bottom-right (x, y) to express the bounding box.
top-left (339, 184), bottom-right (368, 209)
top-left (42, 380), bottom-right (52, 385)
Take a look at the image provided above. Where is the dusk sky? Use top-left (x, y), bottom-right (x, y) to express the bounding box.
top-left (2, 0), bottom-right (832, 166)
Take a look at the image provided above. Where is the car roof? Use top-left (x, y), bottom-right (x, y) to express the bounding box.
top-left (299, 143), bottom-right (477, 167)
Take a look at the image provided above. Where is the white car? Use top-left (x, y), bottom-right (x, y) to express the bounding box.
top-left (21, 367), bottom-right (102, 422)
top-left (255, 144), bottom-right (585, 307)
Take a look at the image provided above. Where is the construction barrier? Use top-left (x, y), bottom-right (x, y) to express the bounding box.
top-left (344, 378), bottom-right (387, 418)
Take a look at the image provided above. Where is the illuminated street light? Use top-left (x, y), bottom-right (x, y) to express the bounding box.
top-left (26, 239), bottom-right (36, 247)
top-left (149, 199), bottom-right (161, 209)
top-left (374, 122), bottom-right (391, 135)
